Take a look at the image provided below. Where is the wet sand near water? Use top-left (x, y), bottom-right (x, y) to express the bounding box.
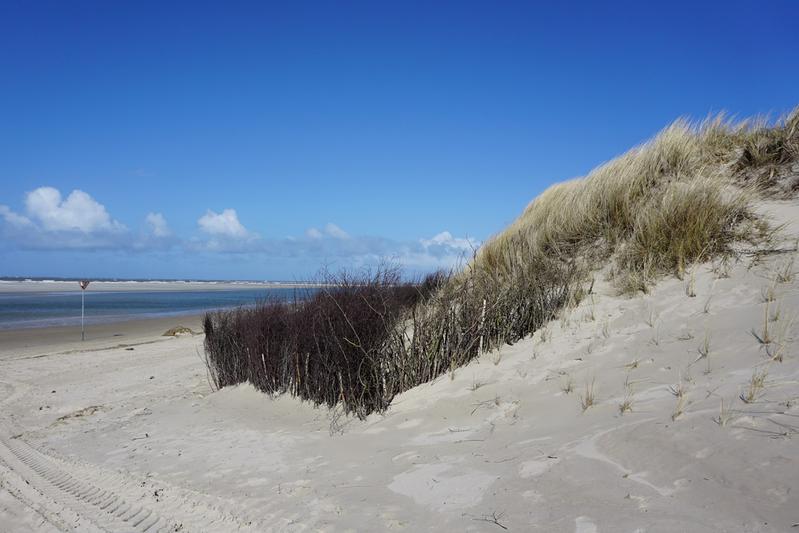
top-left (0, 314), bottom-right (204, 361)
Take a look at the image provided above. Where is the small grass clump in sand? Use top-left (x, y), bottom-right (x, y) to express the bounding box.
top-left (670, 373), bottom-right (690, 421)
top-left (715, 398), bottom-right (735, 427)
top-left (769, 299), bottom-right (782, 323)
top-left (740, 367), bottom-right (769, 404)
top-left (671, 394), bottom-right (688, 422)
top-left (765, 310), bottom-right (797, 363)
top-left (761, 282), bottom-right (778, 303)
top-left (560, 375), bottom-right (575, 394)
top-left (695, 330), bottom-right (712, 374)
top-left (775, 257), bottom-right (796, 283)
top-left (618, 375), bottom-right (635, 415)
top-left (754, 302), bottom-right (772, 345)
top-left (579, 378), bottom-right (597, 411)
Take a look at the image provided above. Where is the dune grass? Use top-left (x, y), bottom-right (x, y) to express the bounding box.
top-left (472, 108), bottom-right (797, 294)
top-left (740, 367), bottom-right (769, 404)
top-left (204, 106), bottom-right (798, 416)
top-left (580, 378), bottom-right (597, 411)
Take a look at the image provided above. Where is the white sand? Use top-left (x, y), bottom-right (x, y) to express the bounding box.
top-left (1, 201), bottom-right (798, 532)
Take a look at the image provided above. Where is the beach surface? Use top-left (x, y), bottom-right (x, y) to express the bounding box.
top-left (0, 314), bottom-right (204, 361)
top-left (1, 203), bottom-right (798, 532)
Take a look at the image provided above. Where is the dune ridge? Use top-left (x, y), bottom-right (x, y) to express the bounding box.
top-left (204, 108), bottom-right (799, 417)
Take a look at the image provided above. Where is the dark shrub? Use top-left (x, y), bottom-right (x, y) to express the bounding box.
top-left (204, 258), bottom-right (575, 418)
top-left (204, 267), bottom-right (425, 417)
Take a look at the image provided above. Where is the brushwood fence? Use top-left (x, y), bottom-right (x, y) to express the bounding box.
top-left (204, 259), bottom-right (574, 418)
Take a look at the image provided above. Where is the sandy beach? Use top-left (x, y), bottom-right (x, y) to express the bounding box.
top-left (0, 314), bottom-right (204, 361)
top-left (1, 201), bottom-right (797, 532)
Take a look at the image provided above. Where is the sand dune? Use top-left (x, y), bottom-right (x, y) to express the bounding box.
top-left (1, 201), bottom-right (797, 531)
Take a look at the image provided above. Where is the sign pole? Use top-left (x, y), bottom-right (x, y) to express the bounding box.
top-left (79, 280), bottom-right (90, 341)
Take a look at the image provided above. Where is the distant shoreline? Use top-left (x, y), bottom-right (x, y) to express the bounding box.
top-left (0, 284), bottom-right (322, 332)
top-left (0, 280), bottom-right (323, 294)
top-left (0, 276), bottom-right (307, 283)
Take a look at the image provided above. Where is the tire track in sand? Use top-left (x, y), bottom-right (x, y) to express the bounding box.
top-left (0, 431), bottom-right (173, 532)
top-left (1, 373), bottom-right (261, 532)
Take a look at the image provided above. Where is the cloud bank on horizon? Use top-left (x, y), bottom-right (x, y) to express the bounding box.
top-left (0, 186), bottom-right (479, 277)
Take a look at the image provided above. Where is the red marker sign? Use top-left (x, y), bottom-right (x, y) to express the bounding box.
top-left (79, 280), bottom-right (90, 340)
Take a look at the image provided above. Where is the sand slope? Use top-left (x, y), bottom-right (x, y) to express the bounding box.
top-left (1, 201), bottom-right (798, 532)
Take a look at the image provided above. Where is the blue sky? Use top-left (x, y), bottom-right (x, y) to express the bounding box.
top-left (1, 1), bottom-right (798, 280)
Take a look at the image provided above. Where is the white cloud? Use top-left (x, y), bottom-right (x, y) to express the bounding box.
top-left (306, 227), bottom-right (323, 239)
top-left (0, 205), bottom-right (32, 228)
top-left (24, 187), bottom-right (122, 233)
top-left (0, 187), bottom-right (181, 251)
top-left (1, 189), bottom-right (481, 273)
top-left (145, 212), bottom-right (170, 237)
top-left (304, 223), bottom-right (349, 240)
top-left (421, 231), bottom-right (477, 252)
top-left (197, 208), bottom-right (249, 238)
top-left (324, 223), bottom-right (349, 239)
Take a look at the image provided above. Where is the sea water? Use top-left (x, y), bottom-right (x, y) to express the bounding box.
top-left (0, 287), bottom-right (313, 329)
